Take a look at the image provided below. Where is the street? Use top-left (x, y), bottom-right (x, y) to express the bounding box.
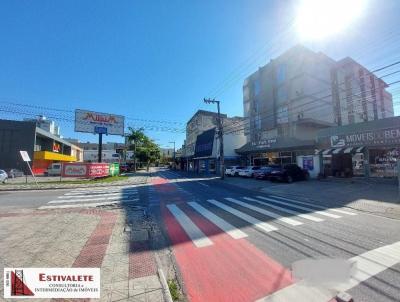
top-left (1, 169), bottom-right (399, 302)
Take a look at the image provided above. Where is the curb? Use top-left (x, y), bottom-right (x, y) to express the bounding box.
top-left (0, 179), bottom-right (149, 192)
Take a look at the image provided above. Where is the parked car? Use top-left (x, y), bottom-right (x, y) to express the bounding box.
top-left (268, 164), bottom-right (310, 183)
top-left (254, 165), bottom-right (281, 180)
top-left (0, 170), bottom-right (8, 183)
top-left (7, 169), bottom-right (24, 178)
top-left (225, 166), bottom-right (245, 177)
top-left (239, 166), bottom-right (261, 178)
top-left (120, 164), bottom-right (129, 173)
top-left (45, 163), bottom-right (62, 176)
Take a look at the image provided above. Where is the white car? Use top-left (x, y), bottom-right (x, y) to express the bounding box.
top-left (0, 169), bottom-right (8, 183)
top-left (225, 166), bottom-right (245, 177)
top-left (238, 166), bottom-right (261, 178)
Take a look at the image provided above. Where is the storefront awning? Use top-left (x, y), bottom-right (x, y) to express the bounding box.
top-left (318, 146), bottom-right (366, 155)
top-left (34, 151), bottom-right (77, 162)
top-left (236, 138), bottom-right (315, 154)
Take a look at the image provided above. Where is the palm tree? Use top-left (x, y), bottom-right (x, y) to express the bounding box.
top-left (127, 127), bottom-right (145, 172)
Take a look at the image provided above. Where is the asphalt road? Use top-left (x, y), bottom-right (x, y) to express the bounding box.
top-left (153, 169), bottom-right (400, 302)
top-left (1, 169), bottom-right (399, 302)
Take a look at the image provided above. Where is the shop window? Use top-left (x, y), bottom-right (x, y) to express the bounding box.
top-left (369, 148), bottom-right (399, 178)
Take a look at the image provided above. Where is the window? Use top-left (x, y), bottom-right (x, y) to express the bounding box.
top-left (276, 64), bottom-right (286, 84)
top-left (253, 79), bottom-right (261, 96)
top-left (277, 86), bottom-right (287, 104)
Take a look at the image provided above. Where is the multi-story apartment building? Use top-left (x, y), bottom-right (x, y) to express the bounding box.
top-left (332, 57), bottom-right (394, 125)
top-left (238, 45), bottom-right (393, 167)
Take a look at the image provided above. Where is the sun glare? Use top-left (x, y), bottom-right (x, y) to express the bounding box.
top-left (295, 0), bottom-right (367, 40)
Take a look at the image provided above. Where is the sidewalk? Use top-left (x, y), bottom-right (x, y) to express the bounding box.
top-left (0, 207), bottom-right (169, 301)
top-left (0, 173), bottom-right (149, 191)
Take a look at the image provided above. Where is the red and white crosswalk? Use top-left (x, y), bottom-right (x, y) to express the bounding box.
top-left (165, 195), bottom-right (358, 246)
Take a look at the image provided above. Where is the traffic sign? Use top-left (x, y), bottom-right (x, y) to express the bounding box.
top-left (19, 151), bottom-right (31, 162)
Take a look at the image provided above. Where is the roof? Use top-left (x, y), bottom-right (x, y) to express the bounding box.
top-left (35, 127), bottom-right (81, 150)
top-left (236, 137), bottom-right (315, 154)
top-left (187, 110), bottom-right (228, 125)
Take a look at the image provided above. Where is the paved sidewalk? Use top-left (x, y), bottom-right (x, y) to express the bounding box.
top-left (0, 207), bottom-right (167, 301)
top-left (0, 174), bottom-right (149, 191)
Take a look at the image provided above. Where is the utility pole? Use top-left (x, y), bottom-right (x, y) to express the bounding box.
top-left (169, 141), bottom-right (176, 169)
top-left (204, 98), bottom-right (224, 180)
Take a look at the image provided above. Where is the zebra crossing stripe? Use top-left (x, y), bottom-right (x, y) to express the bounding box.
top-left (65, 189), bottom-right (138, 195)
top-left (49, 196), bottom-right (139, 204)
top-left (256, 196), bottom-right (341, 219)
top-left (39, 201), bottom-right (120, 209)
top-left (269, 195), bottom-right (357, 216)
top-left (60, 192), bottom-right (138, 199)
top-left (226, 197), bottom-right (303, 226)
top-left (253, 197), bottom-right (324, 222)
top-left (188, 202), bottom-right (248, 239)
top-left (207, 199), bottom-right (278, 233)
top-left (166, 204), bottom-right (213, 248)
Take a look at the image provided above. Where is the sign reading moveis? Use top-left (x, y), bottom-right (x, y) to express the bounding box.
top-left (330, 127), bottom-right (400, 148)
top-left (75, 109), bottom-right (125, 136)
top-left (62, 163), bottom-right (109, 178)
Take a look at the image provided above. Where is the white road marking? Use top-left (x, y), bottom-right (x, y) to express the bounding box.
top-left (256, 240), bottom-right (400, 302)
top-left (188, 202), bottom-right (247, 239)
top-left (166, 204), bottom-right (213, 248)
top-left (227, 197), bottom-right (303, 226)
top-left (65, 189), bottom-right (138, 195)
top-left (60, 192), bottom-right (138, 199)
top-left (49, 196), bottom-right (139, 204)
top-left (207, 199), bottom-right (278, 233)
top-left (256, 196), bottom-right (341, 219)
top-left (39, 200), bottom-right (121, 209)
top-left (253, 196), bottom-right (324, 222)
top-left (270, 195), bottom-right (357, 216)
top-left (198, 182), bottom-right (209, 187)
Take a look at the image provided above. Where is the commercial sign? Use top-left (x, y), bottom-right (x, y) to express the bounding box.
top-left (52, 142), bottom-right (61, 153)
top-left (302, 156), bottom-right (314, 171)
top-left (75, 109), bottom-right (125, 136)
top-left (62, 163), bottom-right (109, 178)
top-left (328, 127), bottom-right (400, 148)
top-left (3, 268), bottom-right (100, 299)
top-left (251, 138), bottom-right (277, 149)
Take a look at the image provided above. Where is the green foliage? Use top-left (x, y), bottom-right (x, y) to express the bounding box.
top-left (167, 279), bottom-right (180, 301)
top-left (127, 127), bottom-right (161, 168)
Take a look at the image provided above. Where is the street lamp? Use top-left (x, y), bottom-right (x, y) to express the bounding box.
top-left (203, 98), bottom-right (224, 180)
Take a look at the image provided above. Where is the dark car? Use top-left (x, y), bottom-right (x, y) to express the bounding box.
top-left (254, 165), bottom-right (281, 180)
top-left (7, 169), bottom-right (24, 178)
top-left (268, 164), bottom-right (309, 183)
top-left (119, 164), bottom-right (129, 173)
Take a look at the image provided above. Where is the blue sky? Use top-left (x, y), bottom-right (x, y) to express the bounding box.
top-left (0, 0), bottom-right (399, 149)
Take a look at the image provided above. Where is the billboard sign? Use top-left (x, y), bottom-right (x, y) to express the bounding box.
top-left (75, 109), bottom-right (125, 136)
top-left (62, 163), bottom-right (110, 178)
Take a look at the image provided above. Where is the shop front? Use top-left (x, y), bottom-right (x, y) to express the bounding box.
top-left (236, 137), bottom-right (316, 167)
top-left (317, 116), bottom-right (400, 178)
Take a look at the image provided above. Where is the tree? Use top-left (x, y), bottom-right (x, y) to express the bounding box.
top-left (127, 127), bottom-right (160, 171)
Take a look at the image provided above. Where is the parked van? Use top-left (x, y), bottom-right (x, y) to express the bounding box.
top-left (46, 163), bottom-right (62, 176)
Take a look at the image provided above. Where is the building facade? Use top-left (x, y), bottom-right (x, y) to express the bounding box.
top-left (317, 116), bottom-right (400, 178)
top-left (181, 110), bottom-right (245, 172)
top-left (0, 119), bottom-right (82, 174)
top-left (238, 45), bottom-right (393, 166)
